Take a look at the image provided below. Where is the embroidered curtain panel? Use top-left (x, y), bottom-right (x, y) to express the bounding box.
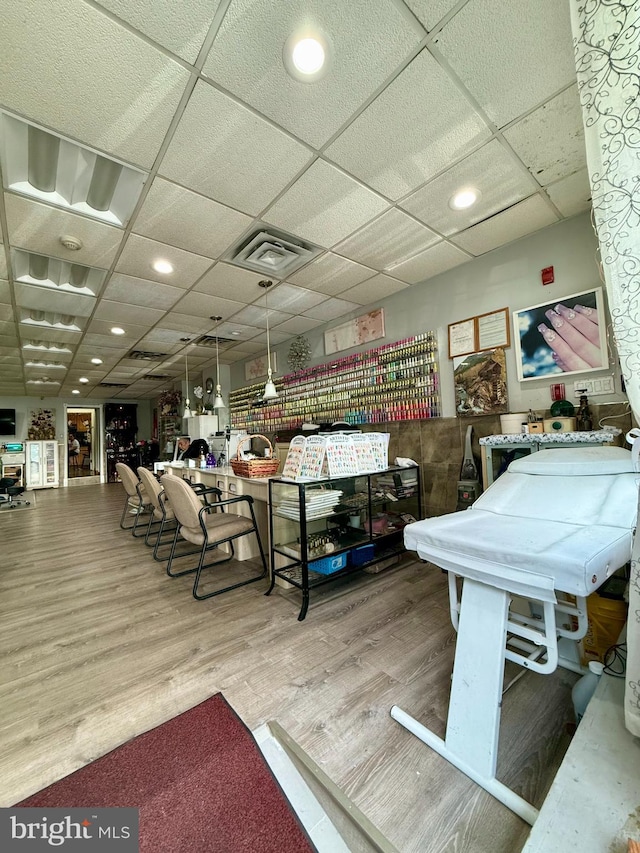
top-left (570, 0), bottom-right (640, 736)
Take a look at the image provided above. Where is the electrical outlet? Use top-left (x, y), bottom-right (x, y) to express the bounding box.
top-left (573, 377), bottom-right (614, 396)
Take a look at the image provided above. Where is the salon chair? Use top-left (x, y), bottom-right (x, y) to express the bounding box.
top-left (0, 477), bottom-right (30, 508)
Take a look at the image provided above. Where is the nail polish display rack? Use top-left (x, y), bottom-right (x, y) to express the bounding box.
top-left (229, 331), bottom-right (440, 432)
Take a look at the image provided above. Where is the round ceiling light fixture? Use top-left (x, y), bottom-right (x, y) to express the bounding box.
top-left (111, 326), bottom-right (125, 335)
top-left (284, 30), bottom-right (331, 82)
top-left (91, 357), bottom-right (103, 365)
top-left (153, 259), bottom-right (174, 274)
top-left (449, 187), bottom-right (481, 210)
top-left (71, 389), bottom-right (80, 395)
top-left (79, 377), bottom-right (89, 383)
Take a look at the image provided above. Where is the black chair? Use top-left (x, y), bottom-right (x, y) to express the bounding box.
top-left (0, 477), bottom-right (30, 509)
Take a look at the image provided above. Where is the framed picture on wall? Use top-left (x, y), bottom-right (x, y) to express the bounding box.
top-left (513, 287), bottom-right (608, 381)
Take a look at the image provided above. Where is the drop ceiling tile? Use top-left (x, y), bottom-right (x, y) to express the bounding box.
top-left (95, 0), bottom-right (221, 63)
top-left (334, 208), bottom-right (439, 270)
top-left (0, 337), bottom-right (20, 348)
top-left (546, 169), bottom-right (592, 218)
top-left (93, 300), bottom-right (165, 326)
top-left (208, 321), bottom-right (260, 341)
top-left (254, 283), bottom-right (326, 313)
top-left (404, 0), bottom-right (460, 30)
top-left (203, 0), bottom-right (423, 149)
top-left (388, 241), bottom-right (470, 284)
top-left (325, 50), bottom-right (490, 200)
top-left (399, 139), bottom-right (536, 236)
top-left (263, 329), bottom-right (292, 345)
top-left (172, 291), bottom-right (246, 320)
top-left (160, 80), bottom-right (313, 216)
top-left (0, 251), bottom-right (6, 280)
top-left (435, 0), bottom-right (576, 128)
top-left (225, 341), bottom-right (266, 355)
top-left (450, 195), bottom-right (558, 256)
top-left (289, 252), bottom-right (376, 295)
top-left (115, 234), bottom-right (213, 287)
top-left (272, 316), bottom-right (323, 334)
top-left (102, 274), bottom-right (184, 310)
top-left (155, 313), bottom-right (216, 334)
top-left (3, 0), bottom-right (191, 167)
top-left (5, 195), bottom-right (123, 268)
top-left (138, 327), bottom-right (192, 345)
top-left (264, 160), bottom-right (389, 248)
top-left (0, 302), bottom-right (12, 320)
top-left (84, 318), bottom-right (150, 339)
top-left (303, 297), bottom-right (360, 321)
top-left (340, 274), bottom-right (409, 306)
top-left (230, 305), bottom-right (292, 328)
top-left (133, 178), bottom-right (252, 258)
top-left (13, 283), bottom-right (96, 318)
top-left (194, 263), bottom-right (266, 303)
top-left (80, 333), bottom-right (131, 349)
top-left (503, 85), bottom-right (587, 186)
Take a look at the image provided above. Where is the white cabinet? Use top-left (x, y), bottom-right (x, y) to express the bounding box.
top-left (186, 415), bottom-right (218, 440)
top-left (26, 440), bottom-right (59, 489)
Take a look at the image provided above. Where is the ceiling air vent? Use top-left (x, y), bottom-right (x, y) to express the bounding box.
top-left (225, 227), bottom-right (320, 277)
top-left (144, 373), bottom-right (171, 380)
top-left (99, 382), bottom-right (128, 388)
top-left (128, 350), bottom-right (168, 360)
top-left (193, 335), bottom-right (236, 347)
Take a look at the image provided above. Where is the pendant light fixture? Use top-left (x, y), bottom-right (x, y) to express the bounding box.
top-left (183, 349), bottom-right (192, 419)
top-left (211, 318), bottom-right (225, 410)
top-left (259, 279), bottom-right (278, 400)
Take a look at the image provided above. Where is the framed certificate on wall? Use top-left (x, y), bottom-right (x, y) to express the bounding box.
top-left (477, 308), bottom-right (510, 351)
top-left (448, 318), bottom-right (476, 358)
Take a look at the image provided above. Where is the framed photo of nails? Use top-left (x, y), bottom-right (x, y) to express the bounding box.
top-left (513, 287), bottom-right (608, 381)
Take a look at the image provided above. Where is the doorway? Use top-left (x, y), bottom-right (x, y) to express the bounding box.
top-left (66, 407), bottom-right (102, 483)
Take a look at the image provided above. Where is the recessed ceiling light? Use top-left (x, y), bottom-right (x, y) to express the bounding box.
top-left (153, 259), bottom-right (174, 274)
top-left (79, 377), bottom-right (89, 383)
top-left (91, 357), bottom-right (103, 365)
top-left (111, 326), bottom-right (125, 335)
top-left (284, 31), bottom-right (331, 82)
top-left (71, 389), bottom-right (80, 395)
top-left (231, 331), bottom-right (241, 336)
top-left (450, 188), bottom-right (480, 210)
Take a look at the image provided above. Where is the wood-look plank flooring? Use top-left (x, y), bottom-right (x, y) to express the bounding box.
top-left (0, 484), bottom-right (577, 852)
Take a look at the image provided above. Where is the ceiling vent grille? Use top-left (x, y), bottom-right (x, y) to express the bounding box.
top-left (99, 382), bottom-right (128, 388)
top-left (128, 350), bottom-right (168, 360)
top-left (144, 373), bottom-right (171, 380)
top-left (193, 335), bottom-right (236, 347)
top-left (225, 227), bottom-right (320, 277)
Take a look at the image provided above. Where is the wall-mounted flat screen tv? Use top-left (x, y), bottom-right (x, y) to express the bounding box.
top-left (0, 409), bottom-right (16, 436)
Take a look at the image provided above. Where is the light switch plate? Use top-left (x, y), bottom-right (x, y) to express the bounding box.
top-left (573, 377), bottom-right (615, 396)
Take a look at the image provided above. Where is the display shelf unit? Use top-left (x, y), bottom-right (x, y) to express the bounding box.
top-left (229, 332), bottom-right (440, 432)
top-left (266, 466), bottom-right (421, 620)
top-left (159, 414), bottom-right (182, 460)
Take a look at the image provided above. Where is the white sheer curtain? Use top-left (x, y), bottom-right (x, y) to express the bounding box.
top-left (570, 0), bottom-right (640, 736)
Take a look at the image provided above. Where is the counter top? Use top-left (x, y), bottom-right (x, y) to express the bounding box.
top-left (163, 463), bottom-right (272, 484)
top-left (480, 430), bottom-right (620, 446)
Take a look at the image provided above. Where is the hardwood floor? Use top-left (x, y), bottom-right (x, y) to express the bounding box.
top-left (0, 484), bottom-right (577, 852)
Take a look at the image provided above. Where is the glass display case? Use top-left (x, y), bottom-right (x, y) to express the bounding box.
top-left (267, 465), bottom-right (421, 620)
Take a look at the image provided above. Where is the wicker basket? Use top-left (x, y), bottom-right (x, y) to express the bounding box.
top-left (230, 434), bottom-right (280, 478)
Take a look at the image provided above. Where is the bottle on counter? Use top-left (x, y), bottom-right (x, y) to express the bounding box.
top-left (199, 448), bottom-right (207, 469)
top-left (576, 394), bottom-right (593, 431)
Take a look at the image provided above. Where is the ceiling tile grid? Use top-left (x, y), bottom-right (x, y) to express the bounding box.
top-left (0, 0), bottom-right (592, 398)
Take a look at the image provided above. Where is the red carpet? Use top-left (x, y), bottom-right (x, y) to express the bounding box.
top-left (18, 694), bottom-right (317, 852)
